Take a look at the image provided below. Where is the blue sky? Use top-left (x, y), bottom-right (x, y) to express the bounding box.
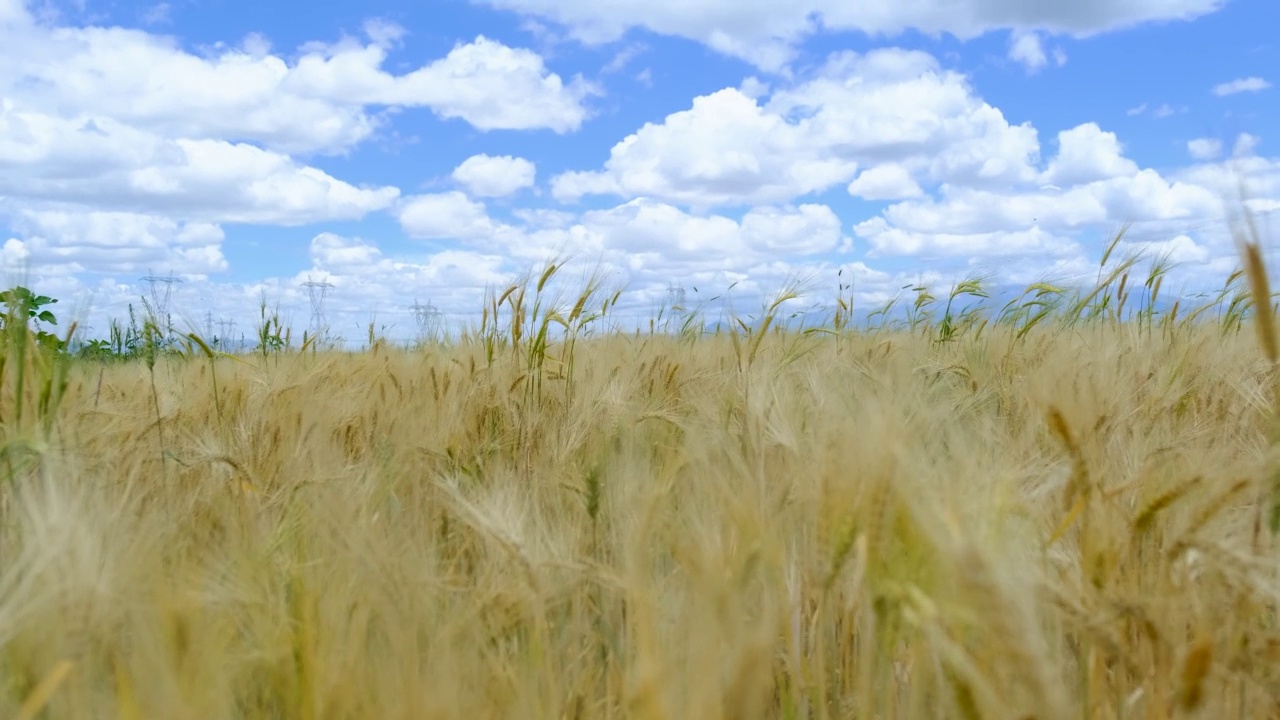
top-left (0, 0), bottom-right (1276, 345)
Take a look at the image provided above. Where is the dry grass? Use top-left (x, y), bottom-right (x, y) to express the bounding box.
top-left (3, 250), bottom-right (1280, 718)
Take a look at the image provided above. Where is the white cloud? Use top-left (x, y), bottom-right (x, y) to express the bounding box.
top-left (476, 0), bottom-right (1224, 70)
top-left (1212, 76), bottom-right (1272, 96)
top-left (1040, 123), bottom-right (1139, 187)
top-left (7, 209), bottom-right (228, 275)
top-left (601, 43), bottom-right (647, 74)
top-left (1126, 102), bottom-right (1186, 118)
top-left (552, 49), bottom-right (1039, 207)
top-left (1008, 30), bottom-right (1047, 73)
top-left (340, 36), bottom-right (599, 133)
top-left (1187, 137), bottom-right (1223, 160)
top-left (1234, 132), bottom-right (1260, 157)
top-left (855, 219), bottom-right (1079, 259)
top-left (1007, 33), bottom-right (1068, 74)
top-left (739, 204), bottom-right (842, 254)
top-left (847, 164), bottom-right (924, 200)
top-left (397, 192), bottom-right (514, 242)
top-left (1173, 155), bottom-right (1280, 205)
top-left (511, 208), bottom-right (578, 229)
top-left (572, 199), bottom-right (745, 259)
top-left (0, 11), bottom-right (592, 156)
top-left (839, 123), bottom-right (1270, 272)
top-left (306, 234), bottom-right (510, 301)
top-left (286, 230), bottom-right (884, 342)
top-left (1118, 233), bottom-right (1209, 264)
top-left (540, 199), bottom-right (847, 270)
top-left (311, 232), bottom-right (383, 268)
top-left (1, 238), bottom-right (32, 270)
top-left (0, 4), bottom-right (594, 281)
top-left (396, 192), bottom-right (844, 281)
top-left (0, 0), bottom-right (28, 24)
top-left (241, 32), bottom-right (272, 58)
top-left (451, 154), bottom-right (537, 197)
top-left (3, 0), bottom-right (1272, 344)
top-left (153, 233), bottom-right (519, 342)
top-left (362, 18), bottom-right (407, 47)
top-left (0, 107), bottom-right (399, 225)
top-left (739, 77), bottom-right (770, 99)
top-left (855, 167), bottom-right (1224, 259)
top-left (766, 50), bottom-right (1039, 191)
top-left (552, 88), bottom-right (859, 207)
top-left (138, 3), bottom-right (170, 25)
top-left (348, 197), bottom-right (850, 328)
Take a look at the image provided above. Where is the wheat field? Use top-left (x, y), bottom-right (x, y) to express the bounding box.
top-left (3, 242), bottom-right (1280, 718)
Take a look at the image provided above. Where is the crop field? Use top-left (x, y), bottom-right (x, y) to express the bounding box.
top-left (4, 233), bottom-right (1280, 718)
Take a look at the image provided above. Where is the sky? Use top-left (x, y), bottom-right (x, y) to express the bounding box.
top-left (0, 0), bottom-right (1277, 346)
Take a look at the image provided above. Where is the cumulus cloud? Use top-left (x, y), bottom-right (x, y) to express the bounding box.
top-left (1117, 233), bottom-right (1209, 264)
top-left (855, 165), bottom-right (1224, 260)
top-left (301, 207), bottom-right (847, 341)
top-left (289, 228), bottom-right (887, 343)
top-left (397, 192), bottom-right (516, 242)
top-left (1007, 31), bottom-right (1069, 73)
top-left (739, 204), bottom-right (842, 254)
top-left (511, 208), bottom-right (578, 229)
top-left (1039, 123), bottom-right (1139, 187)
top-left (838, 126), bottom-right (1271, 278)
top-left (855, 220), bottom-right (1079, 259)
top-left (362, 18), bottom-right (407, 47)
top-left (318, 36), bottom-right (598, 133)
top-left (552, 88), bottom-right (859, 207)
top-left (1187, 138), bottom-right (1223, 160)
top-left (6, 209), bottom-right (228, 275)
top-left (0, 3), bottom-right (598, 268)
top-left (0, 107), bottom-right (400, 224)
top-left (311, 232), bottom-right (383, 268)
top-left (1, 238), bottom-right (32, 272)
top-left (0, 13), bottom-right (593, 156)
top-left (514, 199), bottom-right (848, 285)
top-left (572, 200), bottom-right (746, 259)
top-left (1212, 76), bottom-right (1271, 96)
top-left (1174, 154), bottom-right (1280, 201)
top-left (1234, 133), bottom-right (1261, 157)
top-left (80, 233), bottom-right (518, 346)
top-left (1008, 30), bottom-right (1048, 73)
top-left (846, 164), bottom-right (924, 200)
top-left (552, 49), bottom-right (1038, 207)
top-left (476, 0), bottom-right (1224, 70)
top-left (0, 0), bottom-right (27, 24)
top-left (396, 189), bottom-right (845, 276)
top-left (3, 0), bottom-right (1272, 346)
top-left (451, 154), bottom-right (537, 197)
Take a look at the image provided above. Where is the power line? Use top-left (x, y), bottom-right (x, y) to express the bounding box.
top-left (139, 269), bottom-right (182, 339)
top-left (302, 276), bottom-right (335, 344)
top-left (217, 318), bottom-right (236, 350)
top-left (409, 298), bottom-right (444, 342)
top-left (667, 282), bottom-right (686, 314)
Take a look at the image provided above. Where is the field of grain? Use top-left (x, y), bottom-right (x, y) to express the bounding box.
top-left (3, 240), bottom-right (1280, 718)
